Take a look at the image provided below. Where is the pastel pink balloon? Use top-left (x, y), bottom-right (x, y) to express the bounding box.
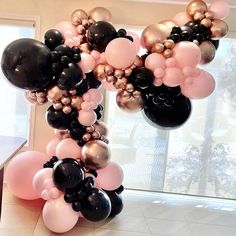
top-left (154, 78), bottom-right (163, 87)
top-left (173, 12), bottom-right (192, 26)
top-left (41, 190), bottom-right (50, 201)
top-left (81, 101), bottom-right (92, 111)
top-left (182, 66), bottom-right (195, 77)
top-left (54, 21), bottom-right (77, 39)
top-left (165, 58), bottom-right (177, 68)
top-left (105, 38), bottom-right (137, 69)
top-left (46, 137), bottom-right (61, 157)
top-left (102, 80), bottom-right (117, 91)
top-left (49, 187), bottom-right (61, 199)
top-left (96, 162), bottom-right (124, 191)
top-left (79, 53), bottom-right (96, 73)
top-left (43, 195), bottom-right (79, 233)
top-left (56, 138), bottom-right (82, 159)
top-left (43, 178), bottom-right (55, 190)
top-left (127, 31), bottom-right (141, 53)
top-left (163, 67), bottom-right (184, 87)
top-left (173, 41), bottom-right (201, 68)
top-left (91, 50), bottom-right (101, 60)
top-left (96, 52), bottom-right (107, 65)
top-left (154, 68), bottom-right (165, 79)
top-left (78, 110), bottom-right (97, 126)
top-left (88, 88), bottom-right (103, 104)
top-left (145, 53), bottom-right (166, 71)
top-left (209, 0), bottom-right (230, 19)
top-left (83, 93), bottom-right (91, 102)
top-left (64, 39), bottom-right (74, 48)
top-left (181, 70), bottom-right (215, 99)
top-left (32, 168), bottom-right (53, 197)
top-left (6, 151), bottom-right (48, 200)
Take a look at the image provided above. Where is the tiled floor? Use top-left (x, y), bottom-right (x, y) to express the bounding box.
top-left (1, 184), bottom-right (236, 236)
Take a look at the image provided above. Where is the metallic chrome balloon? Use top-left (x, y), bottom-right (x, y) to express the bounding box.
top-left (186, 0), bottom-right (208, 17)
top-left (210, 19), bottom-right (229, 39)
top-left (47, 85), bottom-right (64, 103)
top-left (81, 140), bottom-right (110, 170)
top-left (199, 41), bottom-right (216, 64)
top-left (94, 121), bottom-right (108, 137)
top-left (71, 9), bottom-right (88, 25)
top-left (89, 7), bottom-right (112, 22)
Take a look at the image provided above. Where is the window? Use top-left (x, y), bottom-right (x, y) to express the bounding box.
top-left (0, 20), bottom-right (35, 139)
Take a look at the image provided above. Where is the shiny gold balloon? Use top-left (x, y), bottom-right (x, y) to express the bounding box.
top-left (159, 20), bottom-right (177, 31)
top-left (186, 0), bottom-right (208, 17)
top-left (47, 85), bottom-right (64, 103)
top-left (199, 41), bottom-right (216, 64)
top-left (210, 19), bottom-right (229, 39)
top-left (71, 9), bottom-right (88, 25)
top-left (94, 64), bottom-right (106, 81)
top-left (71, 96), bottom-right (83, 110)
top-left (141, 24), bottom-right (170, 51)
top-left (94, 121), bottom-right (108, 137)
top-left (89, 7), bottom-right (112, 22)
top-left (79, 43), bottom-right (92, 53)
top-left (116, 90), bottom-right (144, 113)
top-left (81, 140), bottom-right (111, 170)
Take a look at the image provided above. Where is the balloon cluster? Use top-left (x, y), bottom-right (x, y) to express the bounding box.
top-left (1, 1), bottom-right (229, 234)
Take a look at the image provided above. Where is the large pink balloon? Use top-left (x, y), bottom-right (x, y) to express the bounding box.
top-left (54, 21), bottom-right (77, 39)
top-left (173, 41), bottom-right (201, 68)
top-left (173, 12), bottom-right (192, 26)
top-left (145, 53), bottom-right (166, 71)
top-left (56, 138), bottom-right (82, 159)
top-left (163, 67), bottom-right (184, 87)
top-left (79, 53), bottom-right (96, 73)
top-left (6, 151), bottom-right (48, 200)
top-left (105, 38), bottom-right (137, 69)
top-left (209, 0), bottom-right (230, 19)
top-left (46, 137), bottom-right (61, 156)
top-left (181, 70), bottom-right (215, 99)
top-left (96, 162), bottom-right (124, 191)
top-left (78, 110), bottom-right (97, 126)
top-left (127, 31), bottom-right (141, 53)
top-left (43, 195), bottom-right (79, 233)
top-left (32, 168), bottom-right (53, 197)
top-left (87, 88), bottom-right (103, 104)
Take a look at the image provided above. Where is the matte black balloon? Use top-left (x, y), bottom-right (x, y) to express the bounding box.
top-left (86, 72), bottom-right (102, 89)
top-left (44, 29), bottom-right (64, 50)
top-left (87, 21), bottom-right (117, 52)
top-left (105, 191), bottom-right (123, 217)
top-left (129, 67), bottom-right (154, 92)
top-left (1, 38), bottom-right (53, 90)
top-left (54, 44), bottom-right (72, 57)
top-left (53, 158), bottom-right (84, 192)
top-left (57, 63), bottom-right (83, 90)
top-left (143, 85), bottom-right (191, 129)
top-left (81, 188), bottom-right (111, 221)
top-left (75, 79), bottom-right (89, 95)
top-left (180, 26), bottom-right (194, 41)
top-left (46, 105), bottom-right (72, 129)
top-left (209, 39), bottom-right (220, 50)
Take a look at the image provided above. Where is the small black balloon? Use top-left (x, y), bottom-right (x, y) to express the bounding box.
top-left (53, 158), bottom-right (84, 192)
top-left (57, 63), bottom-right (83, 90)
top-left (44, 29), bottom-right (64, 50)
top-left (75, 79), bottom-right (89, 96)
top-left (64, 193), bottom-right (75, 203)
top-left (86, 72), bottom-right (102, 89)
top-left (87, 21), bottom-right (117, 52)
top-left (105, 191), bottom-right (123, 217)
top-left (46, 105), bottom-right (72, 129)
top-left (81, 188), bottom-right (111, 221)
top-left (54, 44), bottom-right (72, 57)
top-left (1, 38), bottom-right (53, 90)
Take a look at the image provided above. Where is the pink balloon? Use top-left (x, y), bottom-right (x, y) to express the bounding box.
top-left (96, 162), bottom-right (124, 191)
top-left (78, 110), bottom-right (97, 126)
top-left (49, 187), bottom-right (61, 199)
top-left (56, 138), bottom-right (82, 160)
top-left (87, 88), bottom-right (103, 104)
top-left (127, 31), bottom-right (141, 53)
top-left (6, 151), bottom-right (48, 200)
top-left (79, 53), bottom-right (96, 73)
top-left (96, 52), bottom-right (107, 65)
top-left (43, 179), bottom-right (55, 190)
top-left (102, 80), bottom-right (117, 91)
top-left (54, 21), bottom-right (77, 39)
top-left (46, 137), bottom-right (61, 157)
top-left (43, 196), bottom-right (79, 233)
top-left (145, 53), bottom-right (166, 71)
top-left (181, 70), bottom-right (215, 99)
top-left (173, 42), bottom-right (201, 68)
top-left (154, 78), bottom-right (163, 87)
top-left (209, 0), bottom-right (230, 19)
top-left (32, 168), bottom-right (53, 197)
top-left (105, 38), bottom-right (137, 69)
top-left (173, 12), bottom-right (192, 26)
top-left (154, 68), bottom-right (165, 79)
top-left (91, 50), bottom-right (101, 60)
top-left (163, 67), bottom-right (184, 87)
top-left (165, 58), bottom-right (177, 68)
top-left (182, 66), bottom-right (195, 77)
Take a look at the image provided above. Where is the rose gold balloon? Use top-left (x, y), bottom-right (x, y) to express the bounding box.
top-left (186, 0), bottom-right (208, 17)
top-left (79, 43), bottom-right (91, 53)
top-left (116, 90), bottom-right (144, 113)
top-left (210, 19), bottom-right (228, 39)
top-left (159, 20), bottom-right (177, 31)
top-left (141, 24), bottom-right (170, 51)
top-left (24, 91), bottom-right (38, 105)
top-left (199, 41), bottom-right (216, 64)
top-left (94, 64), bottom-right (106, 81)
top-left (54, 129), bottom-right (70, 139)
top-left (71, 9), bottom-right (88, 26)
top-left (89, 7), bottom-right (112, 22)
top-left (81, 140), bottom-right (110, 169)
top-left (94, 121), bottom-right (108, 137)
top-left (71, 96), bottom-right (83, 110)
top-left (47, 85), bottom-right (64, 103)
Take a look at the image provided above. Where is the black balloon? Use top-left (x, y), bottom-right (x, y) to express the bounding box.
top-left (54, 44), bottom-right (72, 57)
top-left (46, 105), bottom-right (72, 129)
top-left (57, 63), bottom-right (83, 90)
top-left (81, 188), bottom-right (111, 221)
top-left (209, 39), bottom-right (220, 50)
top-left (87, 21), bottom-right (117, 52)
top-left (105, 191), bottom-right (123, 217)
top-left (1, 38), bottom-right (53, 90)
top-left (44, 29), bottom-right (64, 50)
top-left (129, 67), bottom-right (154, 92)
top-left (143, 85), bottom-right (191, 129)
top-left (86, 72), bottom-right (102, 89)
top-left (75, 79), bottom-right (89, 95)
top-left (53, 158), bottom-right (84, 192)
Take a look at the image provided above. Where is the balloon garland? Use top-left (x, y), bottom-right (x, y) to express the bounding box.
top-left (1, 0), bottom-right (229, 234)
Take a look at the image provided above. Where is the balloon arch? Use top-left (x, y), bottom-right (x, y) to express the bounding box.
top-left (1, 0), bottom-right (229, 233)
